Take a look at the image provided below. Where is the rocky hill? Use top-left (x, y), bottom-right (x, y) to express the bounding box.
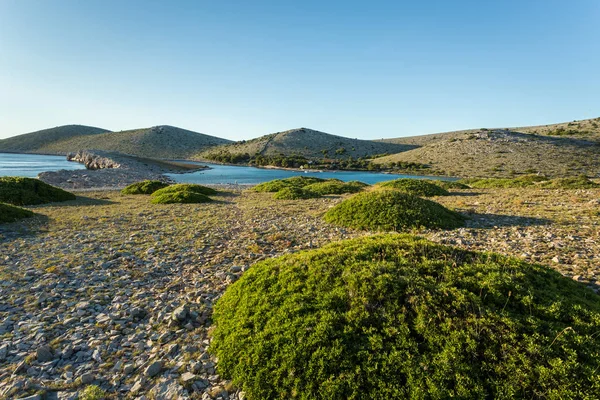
top-left (0, 125), bottom-right (109, 153)
top-left (373, 129), bottom-right (600, 178)
top-left (26, 125), bottom-right (233, 159)
top-left (198, 127), bottom-right (414, 161)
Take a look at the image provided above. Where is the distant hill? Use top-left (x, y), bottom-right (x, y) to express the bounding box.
top-left (5, 125), bottom-right (233, 159)
top-left (0, 125), bottom-right (109, 153)
top-left (198, 127), bottom-right (414, 161)
top-left (373, 127), bottom-right (600, 178)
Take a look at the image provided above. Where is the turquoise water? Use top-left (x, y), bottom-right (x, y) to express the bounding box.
top-left (0, 153), bottom-right (86, 178)
top-left (0, 153), bottom-right (454, 184)
top-left (167, 162), bottom-right (454, 185)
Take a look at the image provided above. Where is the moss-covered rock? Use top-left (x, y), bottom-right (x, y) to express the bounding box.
top-left (211, 234), bottom-right (600, 400)
top-left (0, 177), bottom-right (76, 206)
top-left (272, 187), bottom-right (321, 200)
top-left (304, 180), bottom-right (368, 195)
top-left (0, 202), bottom-right (35, 223)
top-left (121, 180), bottom-right (170, 195)
top-left (151, 183), bottom-right (217, 197)
top-left (377, 178), bottom-right (449, 197)
top-left (324, 190), bottom-right (463, 231)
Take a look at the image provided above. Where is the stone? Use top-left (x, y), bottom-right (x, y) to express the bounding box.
top-left (80, 372), bottom-right (94, 384)
top-left (123, 363), bottom-right (135, 375)
top-left (180, 372), bottom-right (196, 383)
top-left (36, 345), bottom-right (53, 362)
top-left (144, 360), bottom-right (162, 377)
top-left (172, 304), bottom-right (189, 322)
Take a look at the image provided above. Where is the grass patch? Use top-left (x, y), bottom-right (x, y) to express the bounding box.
top-left (79, 385), bottom-right (107, 400)
top-left (210, 234), bottom-right (600, 400)
top-left (151, 183), bottom-right (217, 196)
top-left (304, 180), bottom-right (368, 195)
top-left (121, 180), bottom-right (169, 195)
top-left (0, 177), bottom-right (76, 205)
top-left (0, 203), bottom-right (35, 223)
top-left (377, 178), bottom-right (450, 197)
top-left (324, 190), bottom-right (463, 231)
top-left (272, 187), bottom-right (321, 200)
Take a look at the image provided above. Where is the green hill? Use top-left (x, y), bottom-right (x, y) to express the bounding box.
top-left (0, 125), bottom-right (109, 153)
top-left (32, 125), bottom-right (232, 159)
top-left (198, 127), bottom-right (414, 161)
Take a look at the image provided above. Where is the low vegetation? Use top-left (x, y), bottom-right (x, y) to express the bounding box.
top-left (121, 180), bottom-right (170, 195)
top-left (151, 183), bottom-right (217, 196)
top-left (150, 184), bottom-right (217, 204)
top-left (460, 175), bottom-right (599, 189)
top-left (323, 190), bottom-right (464, 231)
top-left (211, 234), bottom-right (600, 399)
top-left (377, 178), bottom-right (450, 197)
top-left (0, 203), bottom-right (35, 223)
top-left (0, 177), bottom-right (75, 205)
top-left (432, 180), bottom-right (470, 190)
top-left (272, 187), bottom-right (321, 200)
top-left (304, 180), bottom-right (368, 195)
top-left (252, 177), bottom-right (326, 193)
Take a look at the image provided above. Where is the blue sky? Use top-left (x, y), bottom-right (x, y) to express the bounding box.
top-left (0, 0), bottom-right (598, 141)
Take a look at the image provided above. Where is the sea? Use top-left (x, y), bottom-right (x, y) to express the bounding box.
top-left (0, 153), bottom-right (454, 184)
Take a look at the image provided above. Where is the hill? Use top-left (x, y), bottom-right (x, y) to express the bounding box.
top-left (198, 127), bottom-right (414, 161)
top-left (373, 128), bottom-right (600, 178)
top-left (30, 125), bottom-right (232, 159)
top-left (0, 125), bottom-right (109, 153)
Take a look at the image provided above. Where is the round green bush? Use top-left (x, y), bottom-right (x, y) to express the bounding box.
top-left (121, 180), bottom-right (170, 195)
top-left (433, 180), bottom-right (470, 190)
top-left (0, 202), bottom-right (35, 223)
top-left (377, 178), bottom-right (449, 197)
top-left (211, 234), bottom-right (600, 400)
top-left (151, 183), bottom-right (217, 197)
top-left (253, 180), bottom-right (294, 193)
top-left (150, 190), bottom-right (213, 204)
top-left (273, 187), bottom-right (321, 200)
top-left (323, 190), bottom-right (463, 231)
top-left (253, 176), bottom-right (327, 193)
top-left (0, 177), bottom-right (76, 205)
top-left (304, 180), bottom-right (367, 195)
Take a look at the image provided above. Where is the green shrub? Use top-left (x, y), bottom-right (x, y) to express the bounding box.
top-left (150, 189), bottom-right (213, 204)
top-left (460, 175), bottom-right (549, 189)
top-left (538, 176), bottom-right (600, 189)
top-left (432, 180), bottom-right (470, 190)
top-left (377, 178), bottom-right (449, 197)
top-left (273, 187), bottom-right (321, 200)
top-left (121, 180), bottom-right (169, 195)
top-left (151, 183), bottom-right (217, 197)
top-left (0, 177), bottom-right (76, 205)
top-left (211, 234), bottom-right (600, 400)
top-left (304, 180), bottom-right (368, 195)
top-left (253, 176), bottom-right (327, 193)
top-left (0, 203), bottom-right (35, 223)
top-left (324, 190), bottom-right (463, 231)
top-left (79, 384), bottom-right (107, 400)
top-left (253, 180), bottom-right (295, 193)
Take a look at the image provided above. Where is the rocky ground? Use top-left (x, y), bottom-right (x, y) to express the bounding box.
top-left (38, 150), bottom-right (203, 190)
top-left (0, 186), bottom-right (598, 399)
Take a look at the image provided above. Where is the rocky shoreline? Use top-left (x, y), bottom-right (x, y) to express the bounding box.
top-left (39, 150), bottom-right (205, 190)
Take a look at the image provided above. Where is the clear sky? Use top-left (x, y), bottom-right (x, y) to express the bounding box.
top-left (0, 0), bottom-right (598, 141)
